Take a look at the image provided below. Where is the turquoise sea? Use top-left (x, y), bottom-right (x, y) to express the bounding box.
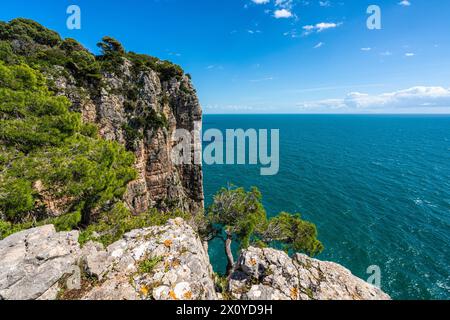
top-left (203, 114), bottom-right (450, 300)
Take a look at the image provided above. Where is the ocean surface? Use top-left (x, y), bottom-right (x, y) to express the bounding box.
top-left (202, 114), bottom-right (450, 300)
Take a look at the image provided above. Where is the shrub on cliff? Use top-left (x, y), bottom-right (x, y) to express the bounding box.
top-left (78, 203), bottom-right (192, 247)
top-left (96, 36), bottom-right (126, 73)
top-left (126, 51), bottom-right (184, 81)
top-left (207, 186), bottom-right (324, 276)
top-left (0, 18), bottom-right (61, 48)
top-left (0, 20), bottom-right (102, 85)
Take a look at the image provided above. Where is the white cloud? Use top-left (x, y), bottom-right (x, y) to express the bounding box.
top-left (275, 0), bottom-right (293, 9)
top-left (361, 47), bottom-right (372, 51)
top-left (274, 9), bottom-right (293, 18)
top-left (302, 22), bottom-right (342, 35)
top-left (399, 0), bottom-right (411, 6)
top-left (297, 86), bottom-right (450, 112)
top-left (314, 42), bottom-right (324, 49)
top-left (283, 29), bottom-right (299, 38)
top-left (206, 65), bottom-right (224, 70)
top-left (319, 1), bottom-right (331, 7)
top-left (405, 52), bottom-right (415, 57)
top-left (250, 77), bottom-right (274, 82)
top-left (316, 22), bottom-right (340, 32)
top-left (252, 0), bottom-right (295, 20)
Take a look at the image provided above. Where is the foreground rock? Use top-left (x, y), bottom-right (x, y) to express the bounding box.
top-left (229, 247), bottom-right (390, 300)
top-left (0, 219), bottom-right (217, 300)
top-left (0, 222), bottom-right (390, 300)
top-left (82, 218), bottom-right (217, 300)
top-left (0, 225), bottom-right (80, 300)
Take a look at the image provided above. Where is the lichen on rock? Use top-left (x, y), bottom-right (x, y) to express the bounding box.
top-left (0, 219), bottom-right (217, 300)
top-left (229, 247), bottom-right (390, 300)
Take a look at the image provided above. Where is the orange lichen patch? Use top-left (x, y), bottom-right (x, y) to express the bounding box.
top-left (140, 285), bottom-right (149, 297)
top-left (290, 287), bottom-right (299, 300)
top-left (250, 258), bottom-right (257, 266)
top-left (183, 291), bottom-right (193, 300)
top-left (172, 258), bottom-right (181, 268)
top-left (164, 239), bottom-right (173, 248)
top-left (169, 290), bottom-right (178, 300)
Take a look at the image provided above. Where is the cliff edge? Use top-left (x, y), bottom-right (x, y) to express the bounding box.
top-left (0, 221), bottom-right (389, 300)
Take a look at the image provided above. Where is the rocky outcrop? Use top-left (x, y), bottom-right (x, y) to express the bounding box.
top-left (0, 225), bottom-right (81, 300)
top-left (0, 219), bottom-right (217, 300)
top-left (229, 247), bottom-right (390, 300)
top-left (82, 217), bottom-right (216, 300)
top-left (0, 224), bottom-right (391, 301)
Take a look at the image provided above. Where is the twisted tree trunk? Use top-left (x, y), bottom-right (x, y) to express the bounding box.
top-left (225, 230), bottom-right (234, 277)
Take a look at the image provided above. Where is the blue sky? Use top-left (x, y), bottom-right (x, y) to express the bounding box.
top-left (1, 0), bottom-right (450, 113)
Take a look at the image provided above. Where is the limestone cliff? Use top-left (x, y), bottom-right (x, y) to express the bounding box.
top-left (51, 58), bottom-right (203, 215)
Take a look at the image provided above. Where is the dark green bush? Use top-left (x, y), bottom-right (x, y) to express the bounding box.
top-left (0, 61), bottom-right (136, 233)
top-left (156, 60), bottom-right (184, 82)
top-left (0, 18), bottom-right (61, 47)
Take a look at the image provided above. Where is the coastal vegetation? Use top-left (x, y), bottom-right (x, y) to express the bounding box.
top-left (0, 61), bottom-right (136, 238)
top-left (0, 18), bottom-right (185, 240)
top-left (206, 186), bottom-right (324, 276)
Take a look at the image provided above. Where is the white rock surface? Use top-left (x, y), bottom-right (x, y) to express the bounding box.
top-left (0, 225), bottom-right (81, 300)
top-left (0, 219), bottom-right (217, 300)
top-left (229, 247), bottom-right (390, 300)
top-left (0, 223), bottom-right (390, 300)
top-left (83, 218), bottom-right (217, 300)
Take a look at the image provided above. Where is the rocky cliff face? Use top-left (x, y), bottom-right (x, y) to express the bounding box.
top-left (0, 221), bottom-right (390, 300)
top-left (52, 59), bottom-right (203, 215)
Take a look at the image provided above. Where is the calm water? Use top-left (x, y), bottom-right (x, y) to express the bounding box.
top-left (203, 114), bottom-right (450, 300)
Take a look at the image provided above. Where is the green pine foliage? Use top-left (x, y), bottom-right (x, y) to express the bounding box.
top-left (208, 186), bottom-right (324, 258)
top-left (263, 212), bottom-right (324, 257)
top-left (0, 60), bottom-right (136, 238)
top-left (208, 186), bottom-right (267, 249)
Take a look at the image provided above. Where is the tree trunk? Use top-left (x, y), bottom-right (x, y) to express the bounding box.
top-left (225, 231), bottom-right (234, 277)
